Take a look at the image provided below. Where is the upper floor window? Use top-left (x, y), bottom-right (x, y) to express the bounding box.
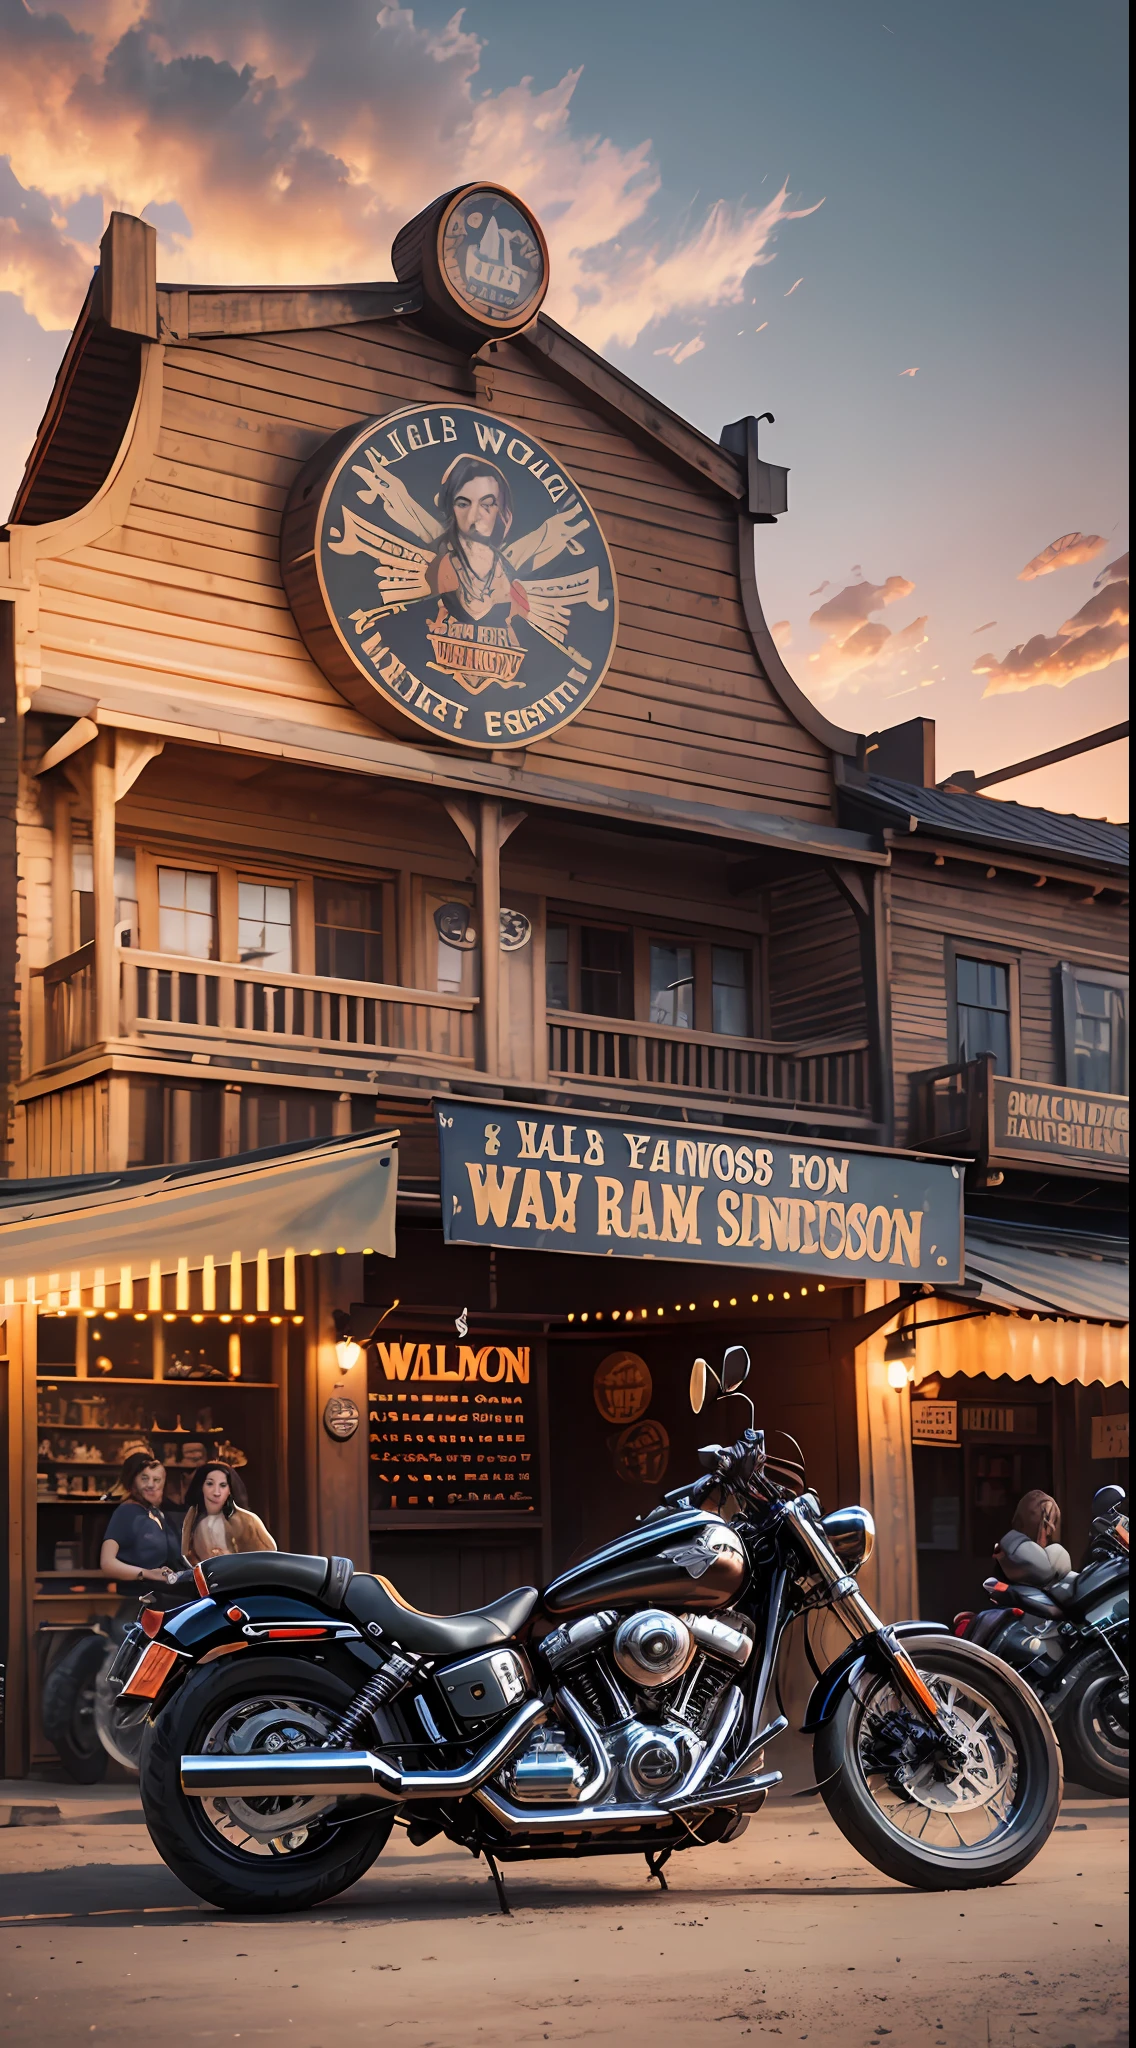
top-left (158, 867), bottom-right (216, 960)
top-left (548, 917), bottom-right (754, 1036)
top-left (72, 845), bottom-right (138, 948)
top-left (580, 925), bottom-right (632, 1018)
top-left (238, 879), bottom-right (293, 973)
top-left (1061, 965), bottom-right (1128, 1095)
top-left (712, 945), bottom-right (751, 1037)
top-left (316, 880), bottom-right (384, 984)
top-left (546, 922), bottom-right (633, 1019)
top-left (955, 956), bottom-right (1011, 1073)
top-left (650, 941), bottom-right (694, 1029)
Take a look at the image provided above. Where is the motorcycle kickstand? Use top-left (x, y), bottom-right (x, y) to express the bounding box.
top-left (483, 1849), bottom-right (512, 1917)
top-left (645, 1849), bottom-right (672, 1892)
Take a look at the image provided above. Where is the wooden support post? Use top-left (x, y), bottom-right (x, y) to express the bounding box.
top-left (52, 785), bottom-right (73, 959)
top-left (91, 730), bottom-right (117, 1042)
top-left (477, 796), bottom-right (501, 1074)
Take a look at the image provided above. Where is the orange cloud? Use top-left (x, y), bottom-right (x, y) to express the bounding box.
top-left (771, 619), bottom-right (792, 649)
top-left (899, 367), bottom-right (918, 376)
top-left (653, 335), bottom-right (706, 366)
top-left (1094, 550), bottom-right (1129, 588)
top-left (802, 574), bottom-right (927, 698)
top-left (0, 1), bottom-right (822, 351)
top-left (1017, 531), bottom-right (1107, 580)
top-left (974, 575), bottom-right (1129, 694)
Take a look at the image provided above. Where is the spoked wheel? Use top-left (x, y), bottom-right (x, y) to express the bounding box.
top-left (140, 1657), bottom-right (394, 1913)
top-left (814, 1634), bottom-right (1062, 1889)
top-left (1058, 1653), bottom-right (1129, 1796)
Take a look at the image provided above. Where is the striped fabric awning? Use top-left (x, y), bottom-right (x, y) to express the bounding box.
top-left (0, 1129), bottom-right (397, 1312)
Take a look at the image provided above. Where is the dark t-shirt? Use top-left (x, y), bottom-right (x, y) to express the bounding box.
top-left (104, 1500), bottom-right (184, 1571)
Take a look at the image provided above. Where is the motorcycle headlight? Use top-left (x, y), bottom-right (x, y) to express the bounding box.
top-left (821, 1505), bottom-right (875, 1573)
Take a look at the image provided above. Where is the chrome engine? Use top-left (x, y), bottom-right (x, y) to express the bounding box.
top-left (504, 1605), bottom-right (755, 1807)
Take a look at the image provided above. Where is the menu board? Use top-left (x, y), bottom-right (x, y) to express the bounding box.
top-left (368, 1337), bottom-right (538, 1514)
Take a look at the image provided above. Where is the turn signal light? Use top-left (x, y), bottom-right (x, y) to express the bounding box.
top-left (122, 1641), bottom-right (178, 1699)
top-left (139, 1607), bottom-right (165, 1638)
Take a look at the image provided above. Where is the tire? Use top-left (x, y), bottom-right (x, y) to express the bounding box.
top-left (814, 1632), bottom-right (1062, 1890)
top-left (1056, 1652), bottom-right (1129, 1796)
top-left (139, 1655), bottom-right (394, 1914)
top-left (42, 1636), bottom-right (109, 1784)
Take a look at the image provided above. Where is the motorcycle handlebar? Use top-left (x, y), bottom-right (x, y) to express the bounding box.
top-left (662, 1429), bottom-right (767, 1507)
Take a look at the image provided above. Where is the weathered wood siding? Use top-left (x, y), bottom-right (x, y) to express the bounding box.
top-left (888, 852), bottom-right (1129, 1143)
top-left (767, 869), bottom-right (866, 1041)
top-left (35, 318), bottom-right (833, 821)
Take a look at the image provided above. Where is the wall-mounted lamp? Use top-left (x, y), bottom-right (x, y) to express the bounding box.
top-left (884, 1319), bottom-right (917, 1389)
top-left (332, 1308), bottom-right (362, 1374)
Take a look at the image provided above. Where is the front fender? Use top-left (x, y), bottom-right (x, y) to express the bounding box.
top-left (801, 1621), bottom-right (950, 1733)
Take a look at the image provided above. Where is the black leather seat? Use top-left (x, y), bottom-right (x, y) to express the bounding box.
top-left (343, 1573), bottom-right (538, 1656)
top-left (985, 1577), bottom-right (1063, 1620)
top-left (197, 1552), bottom-right (354, 1608)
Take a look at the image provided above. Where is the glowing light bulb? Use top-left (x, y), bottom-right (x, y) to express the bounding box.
top-left (887, 1360), bottom-right (910, 1391)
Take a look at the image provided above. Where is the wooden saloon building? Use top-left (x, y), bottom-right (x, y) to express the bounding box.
top-left (0, 190), bottom-right (1127, 1771)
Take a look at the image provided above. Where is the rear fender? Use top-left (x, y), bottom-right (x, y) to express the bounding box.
top-left (121, 1592), bottom-right (377, 1715)
top-left (801, 1621), bottom-right (950, 1733)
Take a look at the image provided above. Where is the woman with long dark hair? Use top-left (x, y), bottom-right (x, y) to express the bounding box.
top-left (181, 1461), bottom-right (276, 1563)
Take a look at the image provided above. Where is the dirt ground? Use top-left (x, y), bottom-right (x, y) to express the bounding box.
top-left (0, 1758), bottom-right (1127, 2048)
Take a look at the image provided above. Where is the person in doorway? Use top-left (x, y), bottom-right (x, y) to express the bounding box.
top-left (995, 1490), bottom-right (1073, 1588)
top-left (181, 1462), bottom-right (276, 1562)
top-left (99, 1451), bottom-right (185, 1587)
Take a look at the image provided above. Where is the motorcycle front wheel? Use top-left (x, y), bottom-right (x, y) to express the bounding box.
top-left (814, 1633), bottom-right (1061, 1890)
top-left (140, 1655), bottom-right (395, 1913)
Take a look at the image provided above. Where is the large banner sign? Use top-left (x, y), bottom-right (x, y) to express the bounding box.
top-left (992, 1075), bottom-right (1129, 1173)
top-left (436, 1103), bottom-right (964, 1285)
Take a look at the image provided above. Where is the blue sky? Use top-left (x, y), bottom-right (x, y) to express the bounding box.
top-left (0, 0), bottom-right (1127, 815)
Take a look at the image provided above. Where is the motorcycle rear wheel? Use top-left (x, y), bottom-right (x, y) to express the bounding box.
top-left (814, 1633), bottom-right (1061, 1890)
top-left (41, 1635), bottom-right (109, 1784)
top-left (1057, 1653), bottom-right (1129, 1796)
top-left (140, 1656), bottom-right (394, 1913)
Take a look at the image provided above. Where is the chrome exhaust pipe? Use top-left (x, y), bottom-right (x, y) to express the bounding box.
top-left (180, 1698), bottom-right (545, 1803)
top-left (475, 1768), bottom-right (782, 1835)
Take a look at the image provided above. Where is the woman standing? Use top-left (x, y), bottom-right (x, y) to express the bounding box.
top-left (99, 1451), bottom-right (185, 1587)
top-left (181, 1462), bottom-right (276, 1562)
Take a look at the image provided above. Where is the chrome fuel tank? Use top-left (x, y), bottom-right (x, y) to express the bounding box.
top-left (543, 1508), bottom-right (749, 1616)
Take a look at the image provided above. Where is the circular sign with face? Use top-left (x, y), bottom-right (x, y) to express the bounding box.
top-left (323, 1395), bottom-right (361, 1442)
top-left (613, 1418), bottom-right (670, 1487)
top-left (439, 189), bottom-right (548, 329)
top-left (283, 404), bottom-right (618, 750)
top-left (594, 1351), bottom-right (653, 1426)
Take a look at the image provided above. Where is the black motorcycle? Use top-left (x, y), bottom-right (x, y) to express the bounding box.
top-left (111, 1346), bottom-right (1061, 1914)
top-left (956, 1485), bottom-right (1129, 1797)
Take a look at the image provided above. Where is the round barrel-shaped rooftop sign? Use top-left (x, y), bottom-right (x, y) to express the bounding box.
top-left (283, 404), bottom-right (619, 750)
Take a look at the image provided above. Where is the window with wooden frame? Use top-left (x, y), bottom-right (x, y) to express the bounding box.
top-left (125, 846), bottom-right (395, 979)
top-left (946, 941), bottom-right (1020, 1076)
top-left (1060, 962), bottom-right (1129, 1095)
top-left (547, 914), bottom-right (757, 1037)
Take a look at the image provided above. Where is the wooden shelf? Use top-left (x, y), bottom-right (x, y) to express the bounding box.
top-left (38, 1375), bottom-right (279, 1388)
top-left (37, 1496), bottom-right (113, 1507)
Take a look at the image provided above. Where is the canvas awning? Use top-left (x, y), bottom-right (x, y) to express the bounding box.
top-left (959, 1222), bottom-right (1128, 1322)
top-left (912, 1221), bottom-right (1128, 1390)
top-left (0, 1129), bottom-right (397, 1312)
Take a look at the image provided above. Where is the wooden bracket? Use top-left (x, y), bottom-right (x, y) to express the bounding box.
top-left (114, 733), bottom-right (164, 803)
top-left (34, 716), bottom-right (99, 777)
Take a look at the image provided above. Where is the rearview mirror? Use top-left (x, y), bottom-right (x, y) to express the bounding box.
top-left (689, 1358), bottom-right (711, 1414)
top-left (1092, 1484), bottom-right (1125, 1516)
top-left (721, 1345), bottom-right (751, 1394)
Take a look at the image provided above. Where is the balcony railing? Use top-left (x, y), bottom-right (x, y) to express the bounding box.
top-left (547, 1009), bottom-right (872, 1121)
top-left (910, 1055), bottom-right (1129, 1180)
top-left (120, 949), bottom-right (478, 1068)
top-left (40, 943), bottom-right (97, 1064)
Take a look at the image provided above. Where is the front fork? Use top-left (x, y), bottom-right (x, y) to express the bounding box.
top-left (786, 1498), bottom-right (963, 1756)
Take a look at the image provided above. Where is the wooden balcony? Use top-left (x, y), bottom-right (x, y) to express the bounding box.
top-left (33, 946), bottom-right (874, 1129)
top-left (910, 1055), bottom-right (1129, 1180)
top-left (547, 1009), bottom-right (873, 1127)
top-left (34, 945), bottom-right (478, 1074)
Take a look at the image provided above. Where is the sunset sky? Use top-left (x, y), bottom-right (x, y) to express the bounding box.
top-left (1, 0), bottom-right (1128, 818)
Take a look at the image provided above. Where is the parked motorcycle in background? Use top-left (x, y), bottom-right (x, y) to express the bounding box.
top-left (955, 1486), bottom-right (1129, 1796)
top-left (109, 1346), bottom-right (1062, 1916)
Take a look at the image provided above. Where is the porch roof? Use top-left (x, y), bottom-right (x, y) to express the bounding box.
top-left (0, 1128), bottom-right (397, 1305)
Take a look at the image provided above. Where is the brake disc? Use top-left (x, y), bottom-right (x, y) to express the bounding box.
top-left (207, 1701), bottom-right (338, 1843)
